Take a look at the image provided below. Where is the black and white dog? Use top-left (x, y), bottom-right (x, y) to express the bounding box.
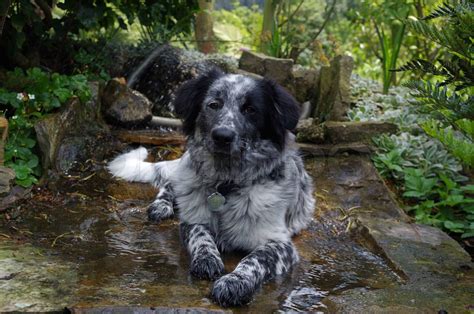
top-left (108, 69), bottom-right (315, 307)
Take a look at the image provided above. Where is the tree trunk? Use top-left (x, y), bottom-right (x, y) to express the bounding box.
top-left (0, 0), bottom-right (11, 40)
top-left (195, 0), bottom-right (216, 54)
top-left (260, 0), bottom-right (277, 55)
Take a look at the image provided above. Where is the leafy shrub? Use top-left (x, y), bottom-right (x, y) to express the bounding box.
top-left (0, 68), bottom-right (91, 187)
top-left (373, 132), bottom-right (473, 238)
top-left (347, 75), bottom-right (427, 132)
top-left (259, 0), bottom-right (336, 64)
top-left (0, 1), bottom-right (198, 69)
top-left (373, 132), bottom-right (466, 182)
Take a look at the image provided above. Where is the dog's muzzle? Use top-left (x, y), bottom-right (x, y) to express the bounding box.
top-left (211, 127), bottom-right (237, 154)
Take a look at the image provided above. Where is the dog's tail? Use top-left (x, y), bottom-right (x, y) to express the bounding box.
top-left (107, 147), bottom-right (157, 183)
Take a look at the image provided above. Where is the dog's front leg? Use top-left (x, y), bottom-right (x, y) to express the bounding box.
top-left (180, 222), bottom-right (225, 280)
top-left (148, 182), bottom-right (175, 222)
top-left (211, 240), bottom-right (298, 307)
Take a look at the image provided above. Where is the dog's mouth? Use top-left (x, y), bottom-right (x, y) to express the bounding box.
top-left (212, 142), bottom-right (238, 156)
top-left (208, 138), bottom-right (249, 157)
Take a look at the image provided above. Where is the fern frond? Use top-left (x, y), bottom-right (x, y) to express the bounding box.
top-left (422, 2), bottom-right (456, 20)
top-left (422, 120), bottom-right (474, 167)
top-left (456, 118), bottom-right (474, 140)
top-left (393, 59), bottom-right (442, 74)
top-left (406, 19), bottom-right (471, 60)
top-left (403, 80), bottom-right (471, 119)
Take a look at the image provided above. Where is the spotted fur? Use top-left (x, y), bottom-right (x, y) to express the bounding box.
top-left (108, 69), bottom-right (315, 307)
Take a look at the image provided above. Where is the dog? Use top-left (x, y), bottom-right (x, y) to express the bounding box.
top-left (108, 69), bottom-right (315, 307)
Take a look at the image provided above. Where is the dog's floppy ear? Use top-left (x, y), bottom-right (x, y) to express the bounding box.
top-left (264, 79), bottom-right (300, 130)
top-left (261, 79), bottom-right (300, 149)
top-left (174, 68), bottom-right (224, 135)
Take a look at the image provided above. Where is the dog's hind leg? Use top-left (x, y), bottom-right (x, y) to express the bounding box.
top-left (147, 182), bottom-right (175, 222)
top-left (180, 222), bottom-right (225, 280)
top-left (211, 240), bottom-right (298, 307)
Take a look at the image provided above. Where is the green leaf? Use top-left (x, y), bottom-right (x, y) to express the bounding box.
top-left (26, 155), bottom-right (39, 168)
top-left (53, 88), bottom-right (72, 103)
top-left (461, 232), bottom-right (474, 239)
top-left (12, 164), bottom-right (31, 180)
top-left (443, 220), bottom-right (465, 232)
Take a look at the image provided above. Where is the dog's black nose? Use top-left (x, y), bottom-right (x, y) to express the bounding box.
top-left (212, 127), bottom-right (236, 144)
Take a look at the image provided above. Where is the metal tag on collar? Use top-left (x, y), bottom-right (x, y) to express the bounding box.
top-left (207, 192), bottom-right (226, 212)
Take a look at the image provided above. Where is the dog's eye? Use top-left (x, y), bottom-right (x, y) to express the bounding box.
top-left (242, 105), bottom-right (256, 115)
top-left (208, 102), bottom-right (222, 110)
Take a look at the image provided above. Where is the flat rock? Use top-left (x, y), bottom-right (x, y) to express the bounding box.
top-left (296, 118), bottom-right (325, 144)
top-left (1, 154), bottom-right (472, 313)
top-left (326, 216), bottom-right (474, 313)
top-left (106, 180), bottom-right (158, 201)
top-left (298, 142), bottom-right (372, 156)
top-left (325, 121), bottom-right (398, 144)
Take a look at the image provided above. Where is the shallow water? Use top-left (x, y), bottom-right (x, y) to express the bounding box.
top-left (0, 155), bottom-right (401, 312)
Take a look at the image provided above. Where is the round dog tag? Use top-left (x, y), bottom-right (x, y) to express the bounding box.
top-left (207, 192), bottom-right (226, 212)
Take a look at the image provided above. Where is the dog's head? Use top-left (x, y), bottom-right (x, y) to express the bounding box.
top-left (173, 69), bottom-right (300, 156)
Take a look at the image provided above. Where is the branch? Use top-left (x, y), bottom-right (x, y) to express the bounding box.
top-left (33, 0), bottom-right (52, 27)
top-left (0, 0), bottom-right (11, 40)
top-left (297, 0), bottom-right (336, 56)
top-left (279, 0), bottom-right (305, 27)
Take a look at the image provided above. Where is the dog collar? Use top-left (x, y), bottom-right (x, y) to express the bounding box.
top-left (207, 181), bottom-right (239, 212)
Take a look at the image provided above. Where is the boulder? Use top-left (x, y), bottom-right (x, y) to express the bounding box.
top-left (35, 82), bottom-right (116, 173)
top-left (313, 55), bottom-right (354, 121)
top-left (0, 166), bottom-right (15, 196)
top-left (239, 50), bottom-right (295, 93)
top-left (102, 78), bottom-right (153, 127)
top-left (125, 45), bottom-right (238, 116)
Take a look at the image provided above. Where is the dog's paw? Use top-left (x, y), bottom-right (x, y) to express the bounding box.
top-left (147, 200), bottom-right (174, 222)
top-left (211, 273), bottom-right (256, 307)
top-left (190, 253), bottom-right (225, 280)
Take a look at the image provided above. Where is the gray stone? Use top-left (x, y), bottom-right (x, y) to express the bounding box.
top-left (102, 78), bottom-right (154, 127)
top-left (313, 55), bottom-right (354, 121)
top-left (327, 216), bottom-right (474, 313)
top-left (292, 66), bottom-right (319, 103)
top-left (296, 118), bottom-right (325, 144)
top-left (34, 82), bottom-right (113, 173)
top-left (238, 50), bottom-right (266, 76)
top-left (126, 45), bottom-right (238, 116)
top-left (0, 167), bottom-right (15, 196)
top-left (325, 121), bottom-right (398, 144)
top-left (298, 142), bottom-right (372, 156)
top-left (238, 50), bottom-right (295, 92)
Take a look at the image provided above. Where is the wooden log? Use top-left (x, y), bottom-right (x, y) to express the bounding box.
top-left (113, 130), bottom-right (186, 146)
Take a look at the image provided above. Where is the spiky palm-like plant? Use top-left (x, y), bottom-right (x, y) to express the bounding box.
top-left (395, 1), bottom-right (474, 167)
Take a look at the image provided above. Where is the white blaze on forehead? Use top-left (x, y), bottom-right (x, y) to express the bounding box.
top-left (210, 74), bottom-right (256, 99)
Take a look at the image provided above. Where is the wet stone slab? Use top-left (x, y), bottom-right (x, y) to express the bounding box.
top-left (0, 154), bottom-right (471, 312)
